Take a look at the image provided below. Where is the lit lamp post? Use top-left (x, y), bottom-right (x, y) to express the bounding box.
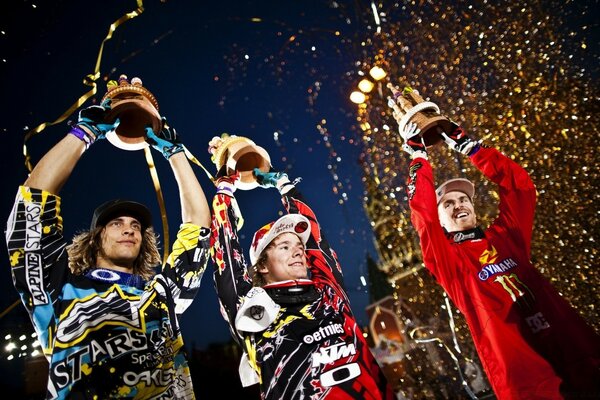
top-left (369, 66), bottom-right (387, 81)
top-left (350, 90), bottom-right (367, 104)
top-left (350, 66), bottom-right (387, 105)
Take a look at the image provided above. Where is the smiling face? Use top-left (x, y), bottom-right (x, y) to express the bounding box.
top-left (257, 232), bottom-right (308, 284)
top-left (437, 191), bottom-right (477, 232)
top-left (96, 216), bottom-right (143, 272)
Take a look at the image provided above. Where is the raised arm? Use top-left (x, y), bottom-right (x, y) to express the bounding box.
top-left (169, 153), bottom-right (211, 227)
top-left (469, 146), bottom-right (536, 252)
top-left (399, 123), bottom-right (464, 286)
top-left (25, 102), bottom-right (115, 193)
top-left (144, 121), bottom-right (211, 314)
top-left (145, 120), bottom-right (210, 228)
top-left (210, 175), bottom-right (253, 343)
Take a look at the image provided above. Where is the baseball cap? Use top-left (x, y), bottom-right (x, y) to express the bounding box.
top-left (90, 199), bottom-right (152, 230)
top-left (249, 214), bottom-right (311, 265)
top-left (435, 178), bottom-right (475, 204)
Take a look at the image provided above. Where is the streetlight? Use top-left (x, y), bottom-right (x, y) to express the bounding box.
top-left (350, 91), bottom-right (366, 104)
top-left (369, 66), bottom-right (387, 81)
top-left (358, 79), bottom-right (375, 93)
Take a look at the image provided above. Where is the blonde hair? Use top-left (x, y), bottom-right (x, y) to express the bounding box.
top-left (66, 226), bottom-right (161, 280)
top-left (251, 241), bottom-right (278, 287)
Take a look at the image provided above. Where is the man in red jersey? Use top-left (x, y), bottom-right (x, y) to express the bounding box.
top-left (400, 120), bottom-right (600, 400)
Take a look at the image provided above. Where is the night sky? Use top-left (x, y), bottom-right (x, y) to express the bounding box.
top-left (2, 0), bottom-right (597, 397)
top-left (0, 0), bottom-right (379, 381)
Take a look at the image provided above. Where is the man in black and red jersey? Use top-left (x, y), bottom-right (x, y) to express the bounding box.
top-left (210, 167), bottom-right (394, 399)
top-left (400, 120), bottom-right (600, 400)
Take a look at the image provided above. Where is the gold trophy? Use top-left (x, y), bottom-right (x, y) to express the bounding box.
top-left (208, 134), bottom-right (271, 190)
top-left (101, 74), bottom-right (162, 151)
top-left (387, 83), bottom-right (454, 147)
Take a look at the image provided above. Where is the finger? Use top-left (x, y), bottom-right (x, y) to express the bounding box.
top-left (100, 98), bottom-right (112, 109)
top-left (440, 132), bottom-right (452, 143)
top-left (144, 126), bottom-right (158, 137)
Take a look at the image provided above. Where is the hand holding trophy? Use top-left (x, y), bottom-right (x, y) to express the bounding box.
top-left (73, 74), bottom-right (163, 151)
top-left (100, 74), bottom-right (163, 151)
top-left (208, 134), bottom-right (271, 190)
top-left (387, 83), bottom-right (455, 147)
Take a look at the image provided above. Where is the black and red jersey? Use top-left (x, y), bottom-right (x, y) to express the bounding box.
top-left (210, 185), bottom-right (394, 399)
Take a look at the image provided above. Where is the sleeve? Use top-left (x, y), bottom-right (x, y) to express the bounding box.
top-left (160, 223), bottom-right (211, 315)
top-left (5, 186), bottom-right (69, 352)
top-left (470, 146), bottom-right (536, 254)
top-left (407, 159), bottom-right (462, 286)
top-left (210, 193), bottom-right (253, 344)
top-left (281, 186), bottom-right (347, 292)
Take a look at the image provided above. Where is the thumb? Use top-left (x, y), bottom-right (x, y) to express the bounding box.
top-left (440, 131), bottom-right (453, 144)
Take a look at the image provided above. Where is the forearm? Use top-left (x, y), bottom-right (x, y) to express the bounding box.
top-left (24, 134), bottom-right (86, 194)
top-left (210, 193), bottom-right (252, 325)
top-left (470, 146), bottom-right (535, 192)
top-left (407, 158), bottom-right (440, 227)
top-left (169, 152), bottom-right (211, 227)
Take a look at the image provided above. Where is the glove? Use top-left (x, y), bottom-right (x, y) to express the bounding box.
top-left (400, 121), bottom-right (421, 141)
top-left (402, 134), bottom-right (428, 159)
top-left (400, 122), bottom-right (428, 159)
top-left (253, 168), bottom-right (290, 189)
top-left (145, 118), bottom-right (184, 160)
top-left (441, 126), bottom-right (479, 155)
top-left (215, 173), bottom-right (240, 196)
top-left (69, 99), bottom-right (116, 148)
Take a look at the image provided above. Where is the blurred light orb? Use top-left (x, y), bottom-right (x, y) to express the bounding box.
top-left (350, 91), bottom-right (366, 104)
top-left (369, 66), bottom-right (387, 81)
top-left (358, 79), bottom-right (375, 93)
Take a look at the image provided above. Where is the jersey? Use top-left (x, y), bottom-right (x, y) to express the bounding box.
top-left (210, 185), bottom-right (394, 400)
top-left (5, 186), bottom-right (211, 399)
top-left (407, 146), bottom-right (600, 400)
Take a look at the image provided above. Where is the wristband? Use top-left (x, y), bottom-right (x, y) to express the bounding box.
top-left (68, 125), bottom-right (95, 149)
top-left (278, 177), bottom-right (300, 195)
top-left (216, 181), bottom-right (236, 197)
top-left (467, 143), bottom-right (482, 156)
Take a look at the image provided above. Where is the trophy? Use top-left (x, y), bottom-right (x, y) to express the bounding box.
top-left (208, 134), bottom-right (272, 190)
top-left (387, 83), bottom-right (454, 147)
top-left (101, 74), bottom-right (162, 151)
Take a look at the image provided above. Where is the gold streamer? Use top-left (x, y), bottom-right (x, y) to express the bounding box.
top-left (22, 0), bottom-right (145, 172)
top-left (182, 145), bottom-right (245, 230)
top-left (0, 300), bottom-right (21, 320)
top-left (183, 145), bottom-right (215, 183)
top-left (143, 147), bottom-right (170, 266)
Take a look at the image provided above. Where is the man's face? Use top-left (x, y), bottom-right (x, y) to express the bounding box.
top-left (258, 232), bottom-right (308, 284)
top-left (97, 216), bottom-right (143, 270)
top-left (437, 191), bottom-right (477, 232)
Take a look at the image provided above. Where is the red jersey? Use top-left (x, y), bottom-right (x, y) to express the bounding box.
top-left (407, 146), bottom-right (600, 399)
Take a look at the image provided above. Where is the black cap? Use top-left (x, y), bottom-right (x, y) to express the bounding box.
top-left (90, 200), bottom-right (153, 230)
